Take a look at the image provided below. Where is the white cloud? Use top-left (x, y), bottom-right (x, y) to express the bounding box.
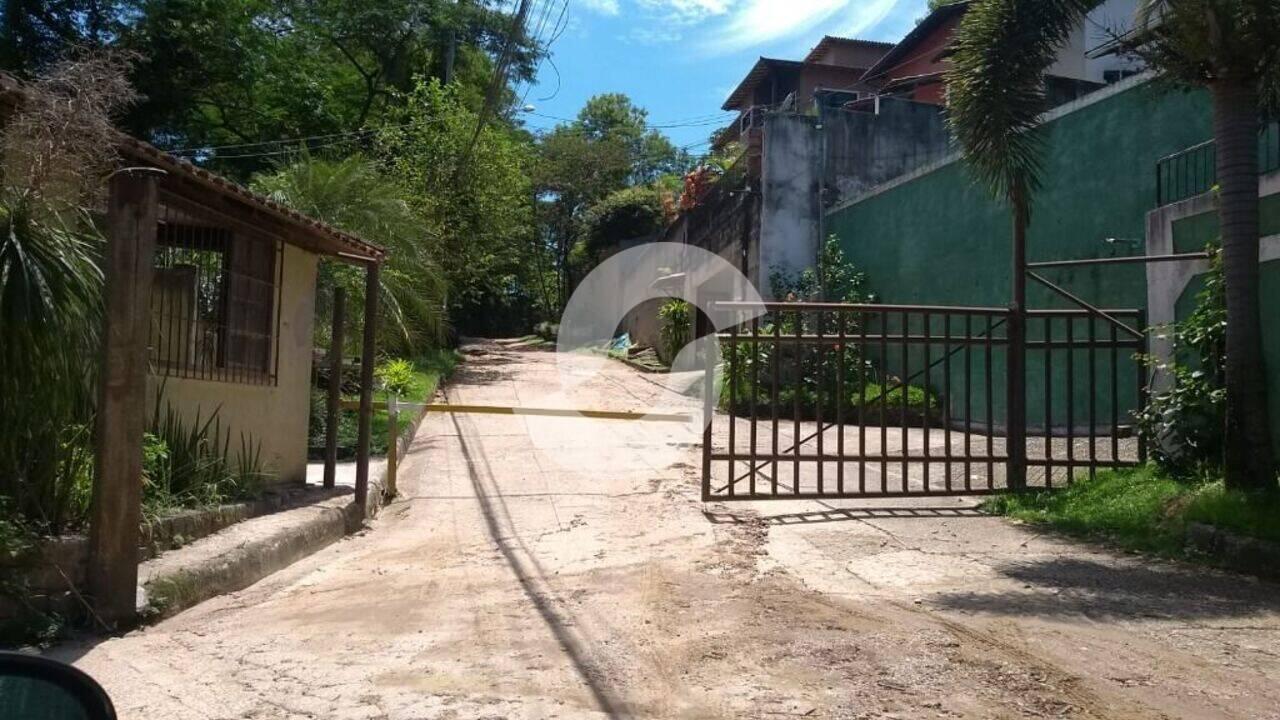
top-left (580, 0), bottom-right (622, 15)
top-left (605, 0), bottom-right (912, 57)
top-left (828, 0), bottom-right (904, 41)
top-left (623, 27), bottom-right (683, 45)
top-left (637, 0), bottom-right (733, 25)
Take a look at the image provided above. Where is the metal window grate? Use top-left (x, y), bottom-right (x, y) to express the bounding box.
top-left (149, 201), bottom-right (283, 386)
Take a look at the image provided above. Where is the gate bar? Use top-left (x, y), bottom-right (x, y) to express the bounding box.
top-left (1027, 251), bottom-right (1209, 269)
top-left (1026, 270), bottom-right (1143, 339)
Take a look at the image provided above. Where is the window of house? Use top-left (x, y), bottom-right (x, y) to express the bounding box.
top-left (149, 203), bottom-right (282, 385)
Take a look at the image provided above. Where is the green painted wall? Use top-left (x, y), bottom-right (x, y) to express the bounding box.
top-left (828, 79), bottom-right (1214, 429)
top-left (1172, 194), bottom-right (1280, 252)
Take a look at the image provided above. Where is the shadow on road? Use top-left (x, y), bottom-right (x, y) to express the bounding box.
top-left (704, 506), bottom-right (987, 526)
top-left (930, 557), bottom-right (1280, 620)
top-left (448, 410), bottom-right (629, 718)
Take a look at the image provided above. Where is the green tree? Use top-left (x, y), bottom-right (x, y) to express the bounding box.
top-left (3, 0), bottom-right (539, 175)
top-left (534, 93), bottom-right (687, 310)
top-left (581, 185), bottom-right (670, 262)
top-left (378, 79), bottom-right (541, 335)
top-left (251, 154), bottom-right (448, 355)
top-left (0, 0), bottom-right (123, 73)
top-left (948, 0), bottom-right (1280, 490)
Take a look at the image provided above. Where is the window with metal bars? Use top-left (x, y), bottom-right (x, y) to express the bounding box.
top-left (149, 203), bottom-right (282, 385)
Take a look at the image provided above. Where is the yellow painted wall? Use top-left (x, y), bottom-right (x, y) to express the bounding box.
top-left (147, 243), bottom-right (319, 486)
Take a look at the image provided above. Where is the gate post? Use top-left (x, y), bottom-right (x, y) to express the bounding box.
top-left (1006, 304), bottom-right (1027, 489)
top-left (698, 289), bottom-right (713, 501)
top-left (89, 168), bottom-right (161, 627)
top-left (1008, 187), bottom-right (1029, 490)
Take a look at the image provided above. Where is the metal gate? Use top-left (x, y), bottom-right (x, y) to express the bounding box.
top-left (701, 301), bottom-right (1146, 500)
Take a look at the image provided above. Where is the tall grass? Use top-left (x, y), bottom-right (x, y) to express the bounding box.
top-left (143, 391), bottom-right (270, 521)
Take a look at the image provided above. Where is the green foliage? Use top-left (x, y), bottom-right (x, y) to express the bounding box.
top-left (983, 466), bottom-right (1188, 553)
top-left (0, 160), bottom-right (105, 537)
top-left (1137, 246), bottom-right (1226, 472)
top-left (379, 79), bottom-right (541, 335)
top-left (251, 154), bottom-right (448, 354)
top-left (720, 242), bottom-right (935, 423)
top-left (1133, 0), bottom-right (1280, 108)
top-left (657, 299), bottom-right (691, 364)
top-left (946, 0), bottom-right (1096, 203)
top-left (376, 358), bottom-right (418, 396)
top-left (535, 93), bottom-right (689, 313)
top-left (309, 348), bottom-right (459, 459)
top-left (769, 236), bottom-right (868, 303)
top-left (582, 185), bottom-right (670, 261)
top-left (984, 465), bottom-right (1280, 555)
top-left (143, 392), bottom-right (270, 520)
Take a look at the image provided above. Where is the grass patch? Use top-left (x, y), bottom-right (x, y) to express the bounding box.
top-left (309, 349), bottom-right (461, 460)
top-left (983, 465), bottom-right (1280, 556)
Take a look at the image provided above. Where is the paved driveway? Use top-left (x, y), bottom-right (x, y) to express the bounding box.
top-left (59, 340), bottom-right (1280, 719)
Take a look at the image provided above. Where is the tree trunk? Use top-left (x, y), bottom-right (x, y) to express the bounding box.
top-left (1211, 78), bottom-right (1276, 490)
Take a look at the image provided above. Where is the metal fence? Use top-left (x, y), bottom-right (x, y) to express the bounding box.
top-left (702, 301), bottom-right (1145, 501)
top-left (1156, 122), bottom-right (1280, 206)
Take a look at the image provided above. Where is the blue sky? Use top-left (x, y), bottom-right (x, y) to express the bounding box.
top-left (515, 0), bottom-right (931, 151)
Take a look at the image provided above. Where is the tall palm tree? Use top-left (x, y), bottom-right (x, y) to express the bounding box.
top-left (947, 0), bottom-right (1280, 491)
top-left (251, 153), bottom-right (450, 356)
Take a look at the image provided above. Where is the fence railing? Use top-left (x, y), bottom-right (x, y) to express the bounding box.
top-left (1156, 122), bottom-right (1280, 206)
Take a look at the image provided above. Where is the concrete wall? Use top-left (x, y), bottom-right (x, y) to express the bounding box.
top-left (823, 98), bottom-right (951, 200)
top-left (760, 113), bottom-right (821, 295)
top-left (1146, 171), bottom-right (1280, 452)
top-left (148, 242), bottom-right (320, 486)
top-left (757, 100), bottom-right (950, 297)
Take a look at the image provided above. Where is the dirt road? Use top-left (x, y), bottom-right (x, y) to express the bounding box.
top-left (59, 341), bottom-right (1280, 718)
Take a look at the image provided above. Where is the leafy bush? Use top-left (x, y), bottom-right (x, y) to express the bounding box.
top-left (582, 185), bottom-right (670, 262)
top-left (1136, 246), bottom-right (1225, 473)
top-left (657, 299), bottom-right (691, 364)
top-left (144, 394), bottom-right (270, 519)
top-left (376, 358), bottom-right (417, 396)
top-left (534, 321), bottom-right (559, 341)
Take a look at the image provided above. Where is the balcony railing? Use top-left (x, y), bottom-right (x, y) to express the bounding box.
top-left (1156, 122), bottom-right (1280, 206)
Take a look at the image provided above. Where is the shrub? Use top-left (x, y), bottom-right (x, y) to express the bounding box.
top-left (657, 299), bottom-right (691, 364)
top-left (534, 321), bottom-right (559, 341)
top-left (1136, 245), bottom-right (1225, 474)
top-left (376, 358), bottom-right (417, 396)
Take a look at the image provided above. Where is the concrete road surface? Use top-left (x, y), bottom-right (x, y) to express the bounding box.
top-left (56, 340), bottom-right (1280, 719)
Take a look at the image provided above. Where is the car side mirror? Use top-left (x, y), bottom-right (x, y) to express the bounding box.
top-left (0, 652), bottom-right (116, 720)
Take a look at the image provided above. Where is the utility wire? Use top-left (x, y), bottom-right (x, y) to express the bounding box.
top-left (455, 0), bottom-right (532, 179)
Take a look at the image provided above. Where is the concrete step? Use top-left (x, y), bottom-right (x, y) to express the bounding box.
top-left (136, 475), bottom-right (387, 621)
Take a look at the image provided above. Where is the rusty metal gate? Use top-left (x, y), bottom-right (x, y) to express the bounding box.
top-left (701, 301), bottom-right (1146, 501)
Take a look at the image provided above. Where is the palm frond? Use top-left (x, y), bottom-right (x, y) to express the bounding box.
top-left (946, 0), bottom-right (1101, 204)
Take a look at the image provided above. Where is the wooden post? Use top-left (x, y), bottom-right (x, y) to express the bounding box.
top-left (386, 394), bottom-right (399, 498)
top-left (88, 169), bottom-right (160, 626)
top-left (354, 263), bottom-right (379, 511)
top-left (323, 287), bottom-right (346, 488)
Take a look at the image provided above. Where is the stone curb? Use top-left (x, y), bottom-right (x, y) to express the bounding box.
top-left (1184, 522), bottom-right (1280, 581)
top-left (139, 471), bottom-right (390, 621)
